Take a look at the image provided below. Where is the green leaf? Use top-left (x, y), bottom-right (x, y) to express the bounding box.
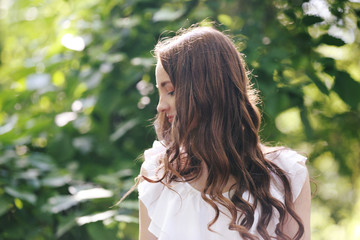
top-left (0, 150), bottom-right (16, 165)
top-left (0, 198), bottom-right (11, 217)
top-left (299, 106), bottom-right (313, 139)
top-left (284, 9), bottom-right (296, 21)
top-left (153, 8), bottom-right (185, 22)
top-left (86, 221), bottom-right (118, 240)
top-left (319, 34), bottom-right (346, 47)
top-left (114, 214), bottom-right (138, 223)
top-left (355, 9), bottom-right (360, 18)
top-left (302, 15), bottom-right (324, 26)
top-left (15, 168), bottom-right (41, 180)
top-left (320, 57), bottom-right (336, 76)
top-left (4, 187), bottom-right (36, 204)
top-left (47, 133), bottom-right (75, 162)
top-left (308, 72), bottom-right (330, 95)
top-left (333, 71), bottom-right (360, 110)
top-left (41, 174), bottom-right (71, 187)
top-left (110, 119), bottom-right (138, 142)
top-left (56, 214), bottom-right (78, 238)
top-left (27, 153), bottom-right (56, 172)
top-left (76, 210), bottom-right (116, 226)
top-left (43, 195), bottom-right (78, 213)
top-left (118, 200), bottom-right (139, 210)
top-left (0, 114), bottom-right (18, 135)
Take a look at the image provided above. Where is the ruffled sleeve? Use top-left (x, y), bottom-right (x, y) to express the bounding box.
top-left (138, 140), bottom-right (166, 180)
top-left (137, 141), bottom-right (213, 239)
top-left (268, 149), bottom-right (308, 202)
top-left (137, 141), bottom-right (167, 237)
top-left (138, 140), bottom-right (166, 193)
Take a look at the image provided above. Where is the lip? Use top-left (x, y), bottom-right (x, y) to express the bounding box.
top-left (167, 115), bottom-right (174, 123)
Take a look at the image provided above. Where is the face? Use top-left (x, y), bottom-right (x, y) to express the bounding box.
top-left (156, 60), bottom-right (176, 123)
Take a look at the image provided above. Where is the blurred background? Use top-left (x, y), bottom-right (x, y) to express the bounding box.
top-left (0, 0), bottom-right (359, 239)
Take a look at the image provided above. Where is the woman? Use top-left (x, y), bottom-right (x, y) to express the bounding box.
top-left (138, 26), bottom-right (311, 240)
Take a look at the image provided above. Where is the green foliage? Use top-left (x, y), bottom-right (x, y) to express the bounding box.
top-left (333, 71), bottom-right (360, 110)
top-left (0, 0), bottom-right (359, 239)
top-left (302, 15), bottom-right (324, 26)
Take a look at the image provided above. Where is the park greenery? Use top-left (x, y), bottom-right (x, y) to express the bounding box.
top-left (0, 0), bottom-right (359, 239)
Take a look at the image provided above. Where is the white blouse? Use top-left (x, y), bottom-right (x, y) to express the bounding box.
top-left (138, 141), bottom-right (308, 240)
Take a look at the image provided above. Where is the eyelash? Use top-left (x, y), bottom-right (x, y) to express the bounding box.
top-left (168, 91), bottom-right (175, 96)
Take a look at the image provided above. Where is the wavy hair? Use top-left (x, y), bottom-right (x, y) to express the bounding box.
top-left (151, 26), bottom-right (304, 240)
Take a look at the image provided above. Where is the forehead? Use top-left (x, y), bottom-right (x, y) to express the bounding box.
top-left (155, 61), bottom-right (172, 87)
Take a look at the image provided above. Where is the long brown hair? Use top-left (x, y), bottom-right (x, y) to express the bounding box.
top-left (151, 26), bottom-right (304, 240)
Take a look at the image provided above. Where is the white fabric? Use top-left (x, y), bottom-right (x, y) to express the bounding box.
top-left (138, 141), bottom-right (308, 240)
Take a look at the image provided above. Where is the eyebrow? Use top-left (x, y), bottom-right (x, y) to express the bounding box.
top-left (156, 81), bottom-right (172, 88)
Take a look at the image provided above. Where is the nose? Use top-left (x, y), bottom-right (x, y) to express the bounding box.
top-left (157, 97), bottom-right (169, 113)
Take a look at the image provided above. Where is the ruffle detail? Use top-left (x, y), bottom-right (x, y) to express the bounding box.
top-left (267, 149), bottom-right (308, 202)
top-left (265, 149), bottom-right (308, 234)
top-left (138, 141), bottom-right (308, 239)
top-left (138, 141), bottom-right (210, 239)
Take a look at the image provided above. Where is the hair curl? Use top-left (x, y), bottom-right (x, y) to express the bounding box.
top-left (151, 26), bottom-right (304, 240)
